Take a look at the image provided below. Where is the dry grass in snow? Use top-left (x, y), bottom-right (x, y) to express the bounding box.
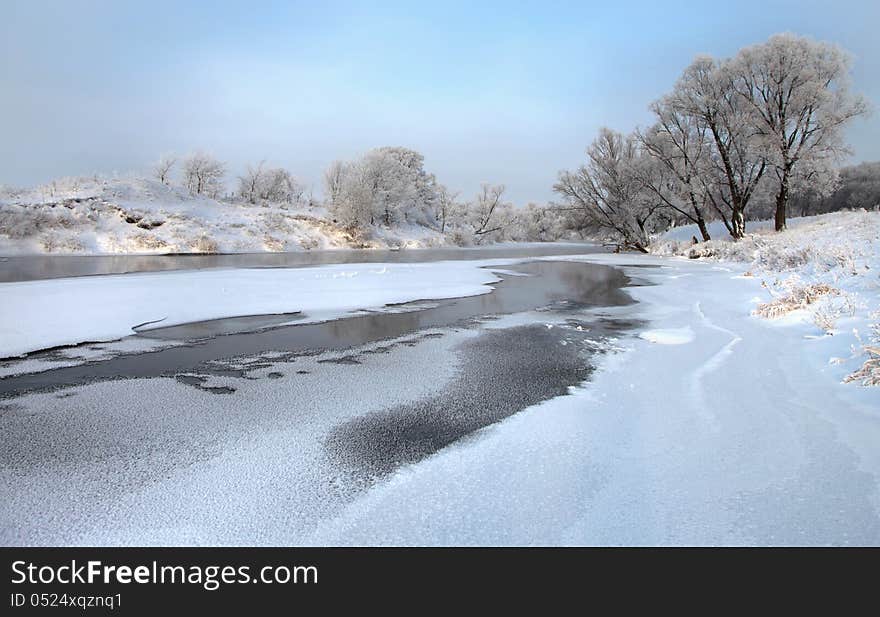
top-left (754, 281), bottom-right (840, 320)
top-left (653, 210), bottom-right (880, 385)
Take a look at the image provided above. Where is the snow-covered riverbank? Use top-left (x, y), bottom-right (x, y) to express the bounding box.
top-left (297, 211), bottom-right (880, 544)
top-left (0, 176), bottom-right (449, 255)
top-left (310, 252), bottom-right (880, 545)
top-left (653, 210), bottom-right (880, 386)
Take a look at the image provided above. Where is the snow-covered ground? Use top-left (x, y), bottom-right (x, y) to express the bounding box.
top-left (2, 211), bottom-right (879, 545)
top-left (308, 253), bottom-right (880, 545)
top-left (653, 210), bottom-right (880, 385)
top-left (0, 176), bottom-right (449, 255)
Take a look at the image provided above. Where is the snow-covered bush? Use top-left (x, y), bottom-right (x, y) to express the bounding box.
top-left (39, 232), bottom-right (86, 253)
top-left (846, 314), bottom-right (880, 386)
top-left (130, 233), bottom-right (171, 252)
top-left (263, 235), bottom-right (285, 252)
top-left (754, 280), bottom-right (839, 318)
top-left (191, 235), bottom-right (219, 253)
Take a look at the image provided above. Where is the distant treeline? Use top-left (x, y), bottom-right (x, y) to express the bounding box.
top-left (787, 161), bottom-right (880, 218)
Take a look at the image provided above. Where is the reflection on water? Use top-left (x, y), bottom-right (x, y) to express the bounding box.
top-left (0, 261), bottom-right (633, 397)
top-left (139, 260), bottom-right (632, 343)
top-left (135, 312), bottom-right (306, 338)
top-left (0, 243), bottom-right (602, 282)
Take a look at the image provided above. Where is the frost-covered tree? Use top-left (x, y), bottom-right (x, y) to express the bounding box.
top-left (238, 161), bottom-right (265, 204)
top-left (435, 185), bottom-right (461, 233)
top-left (467, 183), bottom-right (513, 241)
top-left (182, 152), bottom-right (226, 198)
top-left (671, 56), bottom-right (767, 239)
top-left (329, 163), bottom-right (372, 228)
top-left (554, 128), bottom-right (659, 252)
top-left (728, 34), bottom-right (868, 231)
top-left (153, 154), bottom-right (176, 185)
top-left (508, 203), bottom-right (564, 242)
top-left (323, 160), bottom-right (347, 206)
top-left (260, 167), bottom-right (304, 205)
top-left (638, 96), bottom-right (716, 241)
top-left (324, 147), bottom-right (440, 229)
top-left (361, 149), bottom-right (415, 226)
top-left (788, 161), bottom-right (880, 216)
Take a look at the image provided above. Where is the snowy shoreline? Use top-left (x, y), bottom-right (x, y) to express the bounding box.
top-left (0, 176), bottom-right (456, 256)
top-left (2, 210), bottom-right (877, 378)
top-left (309, 251), bottom-right (880, 545)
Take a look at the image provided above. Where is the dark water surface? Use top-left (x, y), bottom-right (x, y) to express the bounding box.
top-left (0, 243), bottom-right (602, 282)
top-left (327, 317), bottom-right (636, 480)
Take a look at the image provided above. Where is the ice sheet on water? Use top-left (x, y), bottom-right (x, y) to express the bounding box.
top-left (639, 327), bottom-right (695, 345)
top-left (0, 260), bottom-right (511, 357)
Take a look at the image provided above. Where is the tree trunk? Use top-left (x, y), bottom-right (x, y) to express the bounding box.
top-left (696, 217), bottom-right (711, 242)
top-left (731, 207), bottom-right (745, 240)
top-left (774, 174), bottom-right (789, 232)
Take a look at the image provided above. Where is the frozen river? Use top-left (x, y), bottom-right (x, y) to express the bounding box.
top-left (4, 246), bottom-right (877, 546)
top-left (1, 247), bottom-right (644, 545)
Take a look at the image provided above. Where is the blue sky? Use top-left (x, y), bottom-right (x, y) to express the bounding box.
top-left (1, 0), bottom-right (877, 203)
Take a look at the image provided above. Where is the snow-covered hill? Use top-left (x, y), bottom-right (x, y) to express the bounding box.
top-left (0, 176), bottom-right (449, 255)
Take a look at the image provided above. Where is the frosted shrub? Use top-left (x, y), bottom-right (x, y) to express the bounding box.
top-left (754, 279), bottom-right (840, 319)
top-left (299, 237), bottom-right (319, 250)
top-left (263, 235), bottom-right (285, 252)
top-left (754, 245), bottom-right (813, 271)
top-left (845, 315), bottom-right (880, 386)
top-left (646, 239), bottom-right (684, 256)
top-left (810, 291), bottom-right (858, 333)
top-left (130, 233), bottom-right (170, 252)
top-left (0, 205), bottom-right (82, 238)
top-left (0, 207), bottom-right (38, 238)
top-left (39, 232), bottom-right (85, 253)
top-left (846, 348), bottom-right (880, 386)
top-left (687, 243), bottom-right (718, 259)
top-left (191, 235), bottom-right (219, 253)
top-left (448, 229), bottom-right (472, 247)
top-left (812, 245), bottom-right (858, 275)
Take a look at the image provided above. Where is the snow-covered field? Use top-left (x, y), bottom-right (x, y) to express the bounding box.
top-left (0, 176), bottom-right (448, 255)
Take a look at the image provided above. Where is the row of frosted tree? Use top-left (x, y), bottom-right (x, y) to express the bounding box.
top-left (154, 153), bottom-right (302, 206)
top-left (554, 34), bottom-right (869, 251)
top-left (152, 34), bottom-right (869, 249)
top-left (153, 146), bottom-right (564, 244)
top-left (321, 147), bottom-right (546, 242)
